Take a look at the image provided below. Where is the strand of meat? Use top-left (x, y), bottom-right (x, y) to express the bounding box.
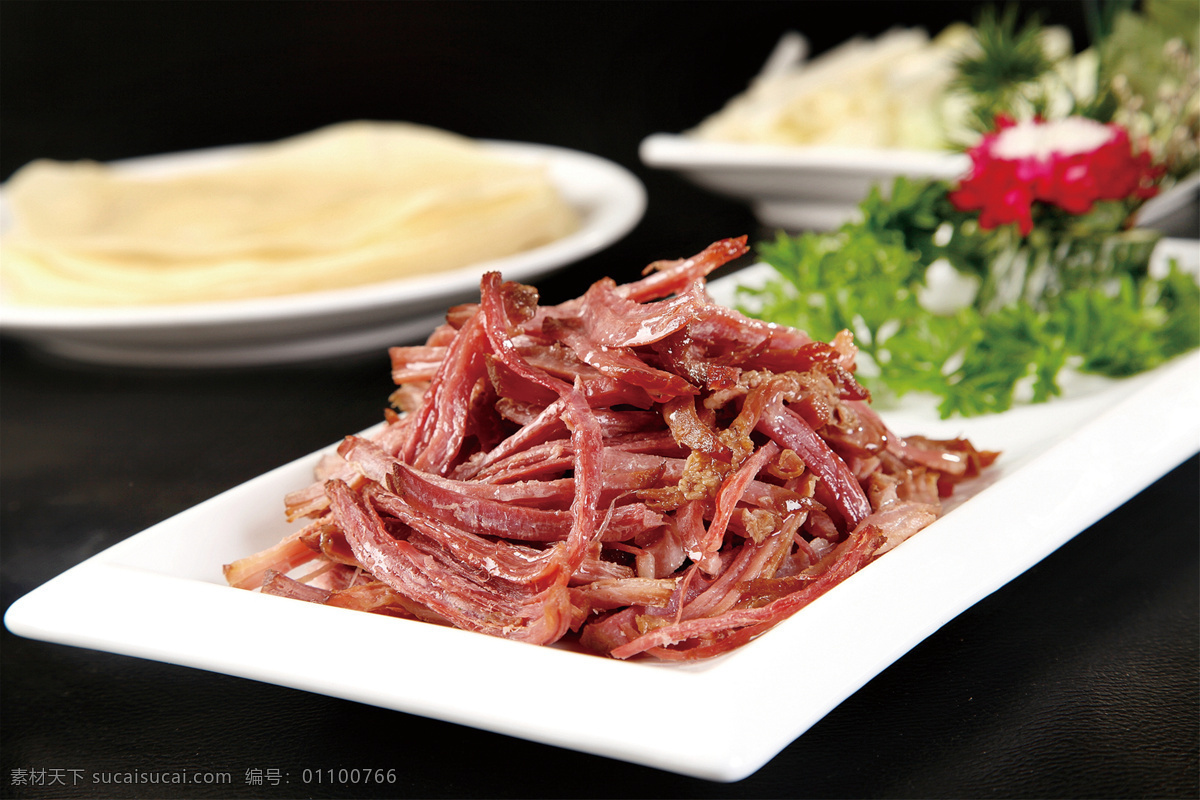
top-left (224, 237), bottom-right (998, 660)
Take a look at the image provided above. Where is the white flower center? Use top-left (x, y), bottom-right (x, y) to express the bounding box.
top-left (991, 117), bottom-right (1114, 162)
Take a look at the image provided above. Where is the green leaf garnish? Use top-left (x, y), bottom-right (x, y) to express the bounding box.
top-left (740, 178), bottom-right (1199, 419)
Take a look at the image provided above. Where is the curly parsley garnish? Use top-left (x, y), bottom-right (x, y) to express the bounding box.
top-left (739, 178), bottom-right (1199, 419)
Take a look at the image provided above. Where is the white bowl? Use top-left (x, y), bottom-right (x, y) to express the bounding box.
top-left (640, 133), bottom-right (968, 231)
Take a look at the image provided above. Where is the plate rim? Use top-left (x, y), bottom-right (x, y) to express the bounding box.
top-left (639, 132), bottom-right (970, 175)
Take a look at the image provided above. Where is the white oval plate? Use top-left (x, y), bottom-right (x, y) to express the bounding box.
top-left (0, 140), bottom-right (646, 367)
top-left (640, 132), bottom-right (968, 231)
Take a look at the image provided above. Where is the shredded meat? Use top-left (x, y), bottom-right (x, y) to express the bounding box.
top-left (224, 237), bottom-right (998, 660)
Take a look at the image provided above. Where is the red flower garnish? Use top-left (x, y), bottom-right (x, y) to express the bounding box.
top-left (949, 116), bottom-right (1163, 235)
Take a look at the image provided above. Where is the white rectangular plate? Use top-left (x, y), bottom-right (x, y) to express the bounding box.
top-left (6, 264), bottom-right (1199, 782)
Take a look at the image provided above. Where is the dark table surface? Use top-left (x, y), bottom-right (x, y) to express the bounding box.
top-left (2, 3), bottom-right (1197, 798)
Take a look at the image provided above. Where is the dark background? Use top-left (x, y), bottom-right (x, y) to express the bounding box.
top-left (0, 0), bottom-right (1099, 296)
top-left (2, 2), bottom-right (1197, 799)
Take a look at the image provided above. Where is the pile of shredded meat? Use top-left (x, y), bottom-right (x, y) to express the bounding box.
top-left (225, 237), bottom-right (997, 660)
